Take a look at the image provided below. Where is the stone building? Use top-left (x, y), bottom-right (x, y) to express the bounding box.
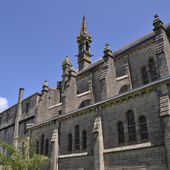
top-left (1, 15), bottom-right (170, 170)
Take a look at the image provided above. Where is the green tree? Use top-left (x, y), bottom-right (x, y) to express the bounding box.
top-left (0, 138), bottom-right (48, 170)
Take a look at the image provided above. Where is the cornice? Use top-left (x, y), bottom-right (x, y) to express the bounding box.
top-left (28, 77), bottom-right (170, 130)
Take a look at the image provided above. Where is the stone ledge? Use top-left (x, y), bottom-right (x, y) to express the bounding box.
top-left (59, 152), bottom-right (88, 159)
top-left (103, 142), bottom-right (151, 154)
top-left (49, 103), bottom-right (62, 110)
top-left (116, 75), bottom-right (129, 81)
top-left (77, 91), bottom-right (91, 98)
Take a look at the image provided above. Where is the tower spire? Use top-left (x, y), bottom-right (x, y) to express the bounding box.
top-left (80, 15), bottom-right (88, 34)
top-left (77, 16), bottom-right (92, 71)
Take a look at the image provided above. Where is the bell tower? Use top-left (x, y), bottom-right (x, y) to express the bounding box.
top-left (77, 16), bottom-right (92, 70)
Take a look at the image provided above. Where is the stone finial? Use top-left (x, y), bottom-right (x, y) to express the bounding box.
top-left (62, 56), bottom-right (72, 77)
top-left (154, 14), bottom-right (159, 19)
top-left (62, 56), bottom-right (72, 67)
top-left (153, 14), bottom-right (164, 31)
top-left (103, 43), bottom-right (113, 57)
top-left (42, 80), bottom-right (49, 92)
top-left (43, 80), bottom-right (48, 87)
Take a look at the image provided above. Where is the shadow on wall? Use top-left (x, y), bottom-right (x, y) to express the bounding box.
top-left (119, 85), bottom-right (130, 94)
top-left (79, 100), bottom-right (91, 109)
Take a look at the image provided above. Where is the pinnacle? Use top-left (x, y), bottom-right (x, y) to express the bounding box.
top-left (63, 56), bottom-right (72, 66)
top-left (80, 15), bottom-right (88, 34)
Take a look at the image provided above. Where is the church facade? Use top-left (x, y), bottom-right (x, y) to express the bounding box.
top-left (1, 15), bottom-right (170, 170)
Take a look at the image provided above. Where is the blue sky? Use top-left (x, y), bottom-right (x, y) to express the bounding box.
top-left (0, 0), bottom-right (170, 110)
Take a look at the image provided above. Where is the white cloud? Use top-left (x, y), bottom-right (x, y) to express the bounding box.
top-left (0, 97), bottom-right (9, 113)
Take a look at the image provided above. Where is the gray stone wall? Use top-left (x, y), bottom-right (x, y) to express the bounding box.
top-left (60, 110), bottom-right (96, 155)
top-left (36, 89), bottom-right (60, 122)
top-left (30, 120), bottom-right (57, 155)
top-left (129, 43), bottom-right (156, 88)
top-left (104, 145), bottom-right (167, 170)
top-left (59, 155), bottom-right (94, 170)
top-left (0, 93), bottom-right (39, 143)
top-left (102, 89), bottom-right (164, 149)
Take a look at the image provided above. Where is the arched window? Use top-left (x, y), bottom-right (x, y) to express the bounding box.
top-left (117, 121), bottom-right (125, 144)
top-left (45, 139), bottom-right (49, 155)
top-left (79, 100), bottom-right (91, 109)
top-left (75, 125), bottom-right (80, 150)
top-left (149, 58), bottom-right (158, 81)
top-left (119, 85), bottom-right (130, 94)
top-left (68, 133), bottom-right (72, 152)
top-left (82, 130), bottom-right (87, 150)
top-left (40, 134), bottom-right (44, 154)
top-left (127, 110), bottom-right (136, 142)
top-left (141, 67), bottom-right (149, 84)
top-left (36, 141), bottom-right (39, 154)
top-left (139, 116), bottom-right (148, 140)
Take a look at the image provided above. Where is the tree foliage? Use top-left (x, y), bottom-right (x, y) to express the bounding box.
top-left (0, 139), bottom-right (48, 170)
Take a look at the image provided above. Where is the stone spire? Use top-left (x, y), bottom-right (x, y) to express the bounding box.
top-left (77, 16), bottom-right (92, 71)
top-left (80, 15), bottom-right (89, 35)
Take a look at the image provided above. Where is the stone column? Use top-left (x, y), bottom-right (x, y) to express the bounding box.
top-left (13, 88), bottom-right (24, 149)
top-left (93, 116), bottom-right (105, 170)
top-left (153, 15), bottom-right (170, 78)
top-left (159, 84), bottom-right (170, 170)
top-left (51, 129), bottom-right (59, 170)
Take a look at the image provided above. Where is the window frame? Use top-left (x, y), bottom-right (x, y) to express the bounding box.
top-left (127, 110), bottom-right (137, 142)
top-left (68, 133), bottom-right (73, 152)
top-left (139, 115), bottom-right (149, 140)
top-left (75, 125), bottom-right (80, 150)
top-left (82, 130), bottom-right (87, 150)
top-left (117, 121), bottom-right (125, 144)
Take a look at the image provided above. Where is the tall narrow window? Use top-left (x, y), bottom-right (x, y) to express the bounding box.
top-left (82, 130), bottom-right (87, 150)
top-left (24, 123), bottom-right (27, 134)
top-left (4, 129), bottom-right (7, 141)
top-left (75, 125), bottom-right (80, 150)
top-left (6, 112), bottom-right (10, 123)
top-left (117, 121), bottom-right (125, 144)
top-left (68, 133), bottom-right (72, 152)
top-left (45, 139), bottom-right (49, 155)
top-left (58, 110), bottom-right (62, 115)
top-left (40, 134), bottom-right (44, 154)
top-left (141, 67), bottom-right (149, 84)
top-left (127, 110), bottom-right (136, 142)
top-left (0, 116), bottom-right (2, 125)
top-left (149, 58), bottom-right (158, 81)
top-left (36, 141), bottom-right (39, 154)
top-left (86, 42), bottom-right (89, 52)
top-left (139, 116), bottom-right (148, 140)
top-left (26, 103), bottom-right (30, 113)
